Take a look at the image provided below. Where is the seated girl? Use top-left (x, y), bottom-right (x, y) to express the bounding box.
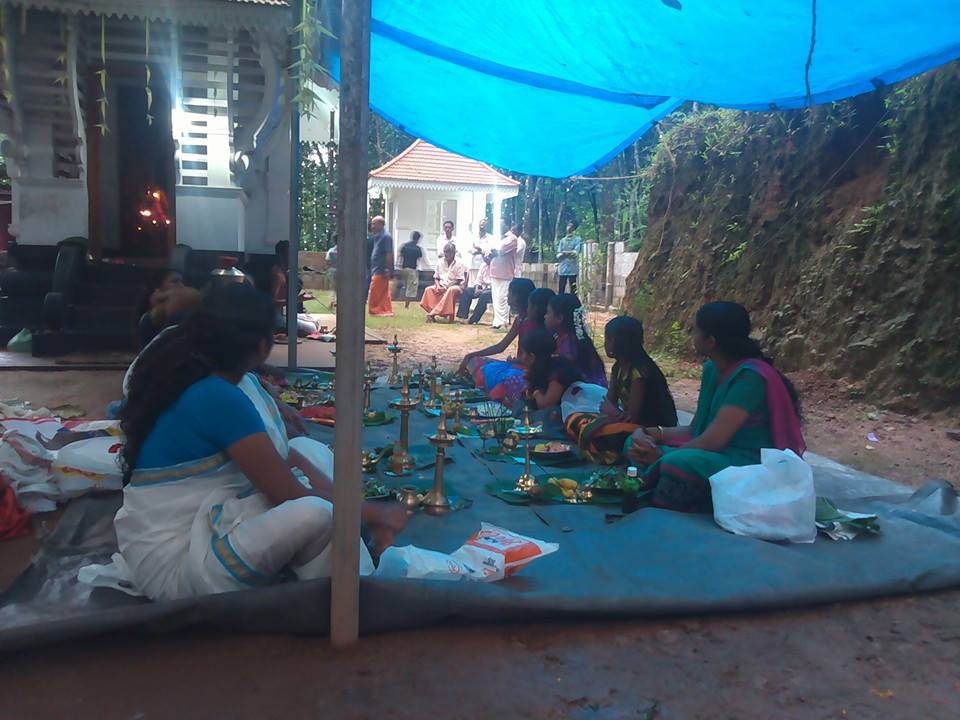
top-left (626, 301), bottom-right (804, 513)
top-left (545, 294), bottom-right (608, 387)
top-left (520, 328), bottom-right (583, 426)
top-left (114, 283), bottom-right (406, 601)
top-left (458, 278), bottom-right (537, 403)
top-left (565, 316), bottom-right (677, 464)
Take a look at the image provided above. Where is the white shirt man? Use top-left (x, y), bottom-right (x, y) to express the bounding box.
top-left (488, 226), bottom-right (518, 329)
top-left (469, 219), bottom-right (494, 283)
top-left (435, 220), bottom-right (460, 267)
top-left (515, 234), bottom-right (527, 277)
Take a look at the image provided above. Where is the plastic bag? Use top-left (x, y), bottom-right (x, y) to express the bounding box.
top-left (709, 448), bottom-right (816, 543)
top-left (375, 546), bottom-right (480, 581)
top-left (5, 328), bottom-right (31, 353)
top-left (52, 436), bottom-right (124, 497)
top-left (375, 523), bottom-right (559, 582)
top-left (560, 382), bottom-right (608, 421)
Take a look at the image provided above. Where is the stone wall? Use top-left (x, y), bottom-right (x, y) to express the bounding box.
top-left (517, 241), bottom-right (638, 309)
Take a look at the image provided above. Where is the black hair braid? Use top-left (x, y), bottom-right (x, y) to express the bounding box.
top-left (120, 284), bottom-right (276, 484)
top-left (549, 294), bottom-right (605, 381)
top-left (120, 326), bottom-right (209, 484)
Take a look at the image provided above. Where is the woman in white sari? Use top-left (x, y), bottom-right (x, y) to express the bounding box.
top-left (113, 283), bottom-right (405, 601)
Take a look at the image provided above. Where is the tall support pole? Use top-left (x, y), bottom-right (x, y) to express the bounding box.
top-left (331, 0), bottom-right (370, 646)
top-left (287, 0), bottom-right (304, 369)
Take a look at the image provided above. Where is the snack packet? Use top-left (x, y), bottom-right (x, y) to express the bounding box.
top-left (451, 523), bottom-right (559, 581)
top-left (374, 523), bottom-right (558, 582)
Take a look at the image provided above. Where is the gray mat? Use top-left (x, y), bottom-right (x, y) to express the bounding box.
top-left (1, 389), bottom-right (958, 653)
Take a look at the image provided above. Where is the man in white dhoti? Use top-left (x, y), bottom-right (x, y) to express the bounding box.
top-left (487, 220), bottom-right (518, 329)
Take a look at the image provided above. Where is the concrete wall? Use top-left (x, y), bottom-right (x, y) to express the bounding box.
top-left (175, 186), bottom-right (246, 252)
top-left (242, 116), bottom-right (292, 255)
top-left (516, 240), bottom-right (639, 310)
top-left (299, 250), bottom-right (333, 290)
top-left (9, 178), bottom-right (88, 246)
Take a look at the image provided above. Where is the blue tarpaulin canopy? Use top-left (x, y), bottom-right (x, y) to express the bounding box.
top-left (360, 0), bottom-right (960, 177)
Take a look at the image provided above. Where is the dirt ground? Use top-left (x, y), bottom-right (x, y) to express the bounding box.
top-left (1, 318), bottom-right (958, 719)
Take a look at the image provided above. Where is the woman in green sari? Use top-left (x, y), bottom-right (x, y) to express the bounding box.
top-left (626, 302), bottom-right (805, 513)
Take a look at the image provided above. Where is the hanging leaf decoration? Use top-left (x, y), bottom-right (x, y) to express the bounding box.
top-left (53, 17), bottom-right (68, 87)
top-left (145, 18), bottom-right (152, 125)
top-left (98, 15), bottom-right (109, 135)
top-left (288, 0), bottom-right (337, 119)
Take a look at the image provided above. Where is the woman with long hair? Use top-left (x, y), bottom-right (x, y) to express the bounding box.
top-left (544, 294), bottom-right (607, 387)
top-left (626, 301), bottom-right (804, 513)
top-left (565, 316), bottom-right (677, 464)
top-left (458, 278), bottom-right (540, 403)
top-left (114, 283), bottom-right (405, 600)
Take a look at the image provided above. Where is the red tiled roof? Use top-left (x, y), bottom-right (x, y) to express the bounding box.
top-left (369, 140), bottom-right (520, 189)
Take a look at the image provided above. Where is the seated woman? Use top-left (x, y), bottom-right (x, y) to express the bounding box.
top-left (565, 316), bottom-right (677, 464)
top-left (115, 283), bottom-right (405, 601)
top-left (545, 294), bottom-right (608, 387)
top-left (521, 329), bottom-right (583, 422)
top-left (136, 269), bottom-right (201, 350)
top-left (457, 278), bottom-right (537, 404)
top-left (420, 242), bottom-right (468, 322)
top-left (626, 301), bottom-right (804, 513)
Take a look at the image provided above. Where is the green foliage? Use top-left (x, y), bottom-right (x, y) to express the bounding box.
top-left (848, 204), bottom-right (886, 236)
top-left (663, 320), bottom-right (688, 356)
top-left (723, 240), bottom-right (749, 265)
top-left (631, 282), bottom-right (654, 318)
top-left (299, 142), bottom-right (336, 252)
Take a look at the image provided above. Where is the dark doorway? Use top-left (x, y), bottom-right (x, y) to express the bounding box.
top-left (87, 66), bottom-right (176, 260)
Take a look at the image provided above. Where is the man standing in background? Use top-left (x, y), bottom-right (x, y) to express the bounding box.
top-left (397, 230), bottom-right (424, 309)
top-left (512, 222), bottom-right (527, 277)
top-left (367, 215), bottom-right (394, 316)
top-left (469, 217), bottom-right (494, 286)
top-left (556, 220), bottom-right (582, 296)
top-left (435, 219), bottom-right (459, 266)
top-left (488, 220), bottom-right (518, 329)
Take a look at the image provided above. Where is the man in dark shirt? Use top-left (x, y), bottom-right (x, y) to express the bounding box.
top-left (367, 215), bottom-right (394, 316)
top-left (398, 230), bottom-right (424, 308)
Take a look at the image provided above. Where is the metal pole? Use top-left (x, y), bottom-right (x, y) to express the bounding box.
top-left (331, 0), bottom-right (370, 646)
top-left (287, 0), bottom-right (305, 369)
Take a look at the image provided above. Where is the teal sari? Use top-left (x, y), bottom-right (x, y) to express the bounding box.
top-left (643, 360), bottom-right (777, 512)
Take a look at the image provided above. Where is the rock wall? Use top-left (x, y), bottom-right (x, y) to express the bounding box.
top-left (624, 64), bottom-right (960, 411)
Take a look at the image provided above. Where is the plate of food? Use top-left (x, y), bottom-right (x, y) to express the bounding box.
top-left (583, 468), bottom-right (644, 497)
top-left (531, 441), bottom-right (573, 459)
top-left (363, 410), bottom-right (395, 427)
top-left (362, 480), bottom-right (392, 500)
top-left (471, 401), bottom-right (514, 420)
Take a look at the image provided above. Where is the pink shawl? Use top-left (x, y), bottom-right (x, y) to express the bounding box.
top-left (743, 359), bottom-right (806, 456)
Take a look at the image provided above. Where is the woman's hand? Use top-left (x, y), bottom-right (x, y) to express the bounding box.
top-left (458, 353), bottom-right (474, 375)
top-left (626, 429), bottom-right (662, 466)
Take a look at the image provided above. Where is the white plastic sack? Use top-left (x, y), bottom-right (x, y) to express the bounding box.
top-left (52, 435), bottom-right (124, 497)
top-left (560, 382), bottom-right (608, 422)
top-left (709, 448), bottom-right (816, 543)
top-left (375, 546), bottom-right (481, 581)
